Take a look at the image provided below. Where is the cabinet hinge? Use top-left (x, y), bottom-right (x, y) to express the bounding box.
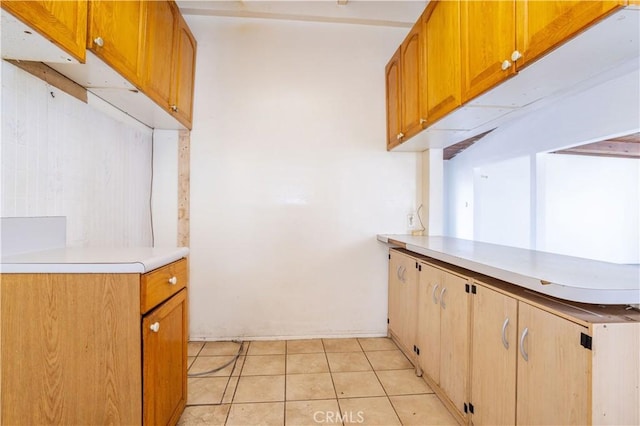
top-left (580, 332), bottom-right (592, 350)
top-left (471, 284), bottom-right (477, 294)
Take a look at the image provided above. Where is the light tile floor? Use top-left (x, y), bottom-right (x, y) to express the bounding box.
top-left (179, 337), bottom-right (458, 426)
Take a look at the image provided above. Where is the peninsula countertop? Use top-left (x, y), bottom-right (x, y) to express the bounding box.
top-left (0, 246), bottom-right (189, 273)
top-left (378, 234), bottom-right (640, 305)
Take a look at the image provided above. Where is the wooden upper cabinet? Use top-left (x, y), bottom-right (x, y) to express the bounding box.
top-left (143, 0), bottom-right (178, 109)
top-left (1, 0), bottom-right (87, 62)
top-left (515, 1), bottom-right (623, 69)
top-left (385, 48), bottom-right (402, 150)
top-left (423, 0), bottom-right (461, 125)
top-left (400, 19), bottom-right (426, 141)
top-left (460, 0), bottom-right (516, 102)
top-left (87, 0), bottom-right (146, 87)
top-left (170, 13), bottom-right (197, 128)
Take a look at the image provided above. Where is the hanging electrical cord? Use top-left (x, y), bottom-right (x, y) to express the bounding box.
top-left (188, 340), bottom-right (244, 377)
top-left (416, 204), bottom-right (426, 233)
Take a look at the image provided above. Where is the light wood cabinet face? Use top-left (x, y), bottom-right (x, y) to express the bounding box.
top-left (143, 0), bottom-right (177, 108)
top-left (424, 0), bottom-right (461, 125)
top-left (171, 14), bottom-right (197, 128)
top-left (87, 0), bottom-right (146, 86)
top-left (417, 263), bottom-right (442, 384)
top-left (417, 262), bottom-right (470, 418)
top-left (438, 271), bottom-right (470, 416)
top-left (1, 273), bottom-right (141, 425)
top-left (1, 0), bottom-right (87, 62)
top-left (388, 250), bottom-right (418, 358)
top-left (470, 284), bottom-right (517, 426)
top-left (143, 288), bottom-right (188, 426)
top-left (516, 302), bottom-right (589, 426)
top-left (460, 0), bottom-right (516, 102)
top-left (516, 1), bottom-right (622, 69)
top-left (400, 20), bottom-right (425, 140)
top-left (385, 48), bottom-right (401, 150)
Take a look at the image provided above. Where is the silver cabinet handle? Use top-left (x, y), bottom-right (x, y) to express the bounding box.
top-left (168, 276), bottom-right (177, 285)
top-left (501, 318), bottom-right (510, 349)
top-left (432, 284), bottom-right (439, 304)
top-left (396, 132), bottom-right (405, 140)
top-left (519, 327), bottom-right (529, 361)
top-left (150, 322), bottom-right (160, 333)
top-left (439, 287), bottom-right (447, 309)
top-left (420, 118), bottom-right (427, 125)
top-left (94, 37), bottom-right (104, 47)
top-left (396, 266), bottom-right (406, 283)
top-left (400, 266), bottom-right (406, 283)
top-left (170, 104), bottom-right (178, 112)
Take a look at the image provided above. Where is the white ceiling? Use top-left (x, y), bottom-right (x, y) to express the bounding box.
top-left (176, 1), bottom-right (428, 27)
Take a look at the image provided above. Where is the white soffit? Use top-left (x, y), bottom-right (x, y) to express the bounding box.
top-left (176, 0), bottom-right (428, 27)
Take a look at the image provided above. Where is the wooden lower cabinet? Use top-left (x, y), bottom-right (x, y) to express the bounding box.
top-left (387, 249), bottom-right (419, 361)
top-left (143, 288), bottom-right (188, 426)
top-left (389, 248), bottom-right (640, 426)
top-left (416, 260), bottom-right (470, 423)
top-left (515, 301), bottom-right (589, 425)
top-left (0, 258), bottom-right (189, 425)
top-left (469, 283), bottom-right (518, 425)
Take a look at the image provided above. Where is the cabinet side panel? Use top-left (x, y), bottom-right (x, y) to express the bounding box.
top-left (1, 273), bottom-right (141, 425)
top-left (592, 322), bottom-right (640, 425)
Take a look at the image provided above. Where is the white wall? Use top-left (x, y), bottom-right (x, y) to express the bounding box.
top-left (538, 154), bottom-right (640, 264)
top-left (151, 129), bottom-right (179, 247)
top-left (186, 16), bottom-right (416, 340)
top-left (1, 61), bottom-right (153, 247)
top-left (473, 156), bottom-right (530, 249)
top-left (445, 68), bottom-right (640, 263)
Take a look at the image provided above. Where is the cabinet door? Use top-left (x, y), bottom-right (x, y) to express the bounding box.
top-left (424, 0), bottom-right (461, 125)
top-left (460, 0), bottom-right (516, 102)
top-left (385, 48), bottom-right (402, 150)
top-left (143, 289), bottom-right (188, 426)
top-left (388, 250), bottom-right (418, 357)
top-left (417, 263), bottom-right (442, 384)
top-left (2, 0), bottom-right (87, 62)
top-left (143, 0), bottom-right (177, 109)
top-left (470, 284), bottom-right (517, 426)
top-left (439, 272), bottom-right (470, 416)
top-left (516, 1), bottom-right (622, 69)
top-left (87, 0), bottom-right (146, 86)
top-left (170, 13), bottom-right (197, 128)
top-left (516, 302), bottom-right (589, 425)
top-left (400, 19), bottom-right (425, 140)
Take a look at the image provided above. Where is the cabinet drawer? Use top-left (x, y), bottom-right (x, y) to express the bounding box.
top-left (141, 259), bottom-right (187, 313)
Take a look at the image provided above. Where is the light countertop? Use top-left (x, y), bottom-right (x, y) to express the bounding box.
top-left (0, 246), bottom-right (189, 273)
top-left (378, 234), bottom-right (640, 305)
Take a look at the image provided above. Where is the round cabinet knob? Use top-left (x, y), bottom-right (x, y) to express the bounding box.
top-left (93, 37), bottom-right (104, 47)
top-left (511, 50), bottom-right (522, 62)
top-left (420, 118), bottom-right (427, 125)
top-left (396, 132), bottom-right (405, 140)
top-left (168, 276), bottom-right (178, 285)
top-left (150, 322), bottom-right (160, 333)
top-left (170, 105), bottom-right (178, 112)
top-left (501, 60), bottom-right (512, 71)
